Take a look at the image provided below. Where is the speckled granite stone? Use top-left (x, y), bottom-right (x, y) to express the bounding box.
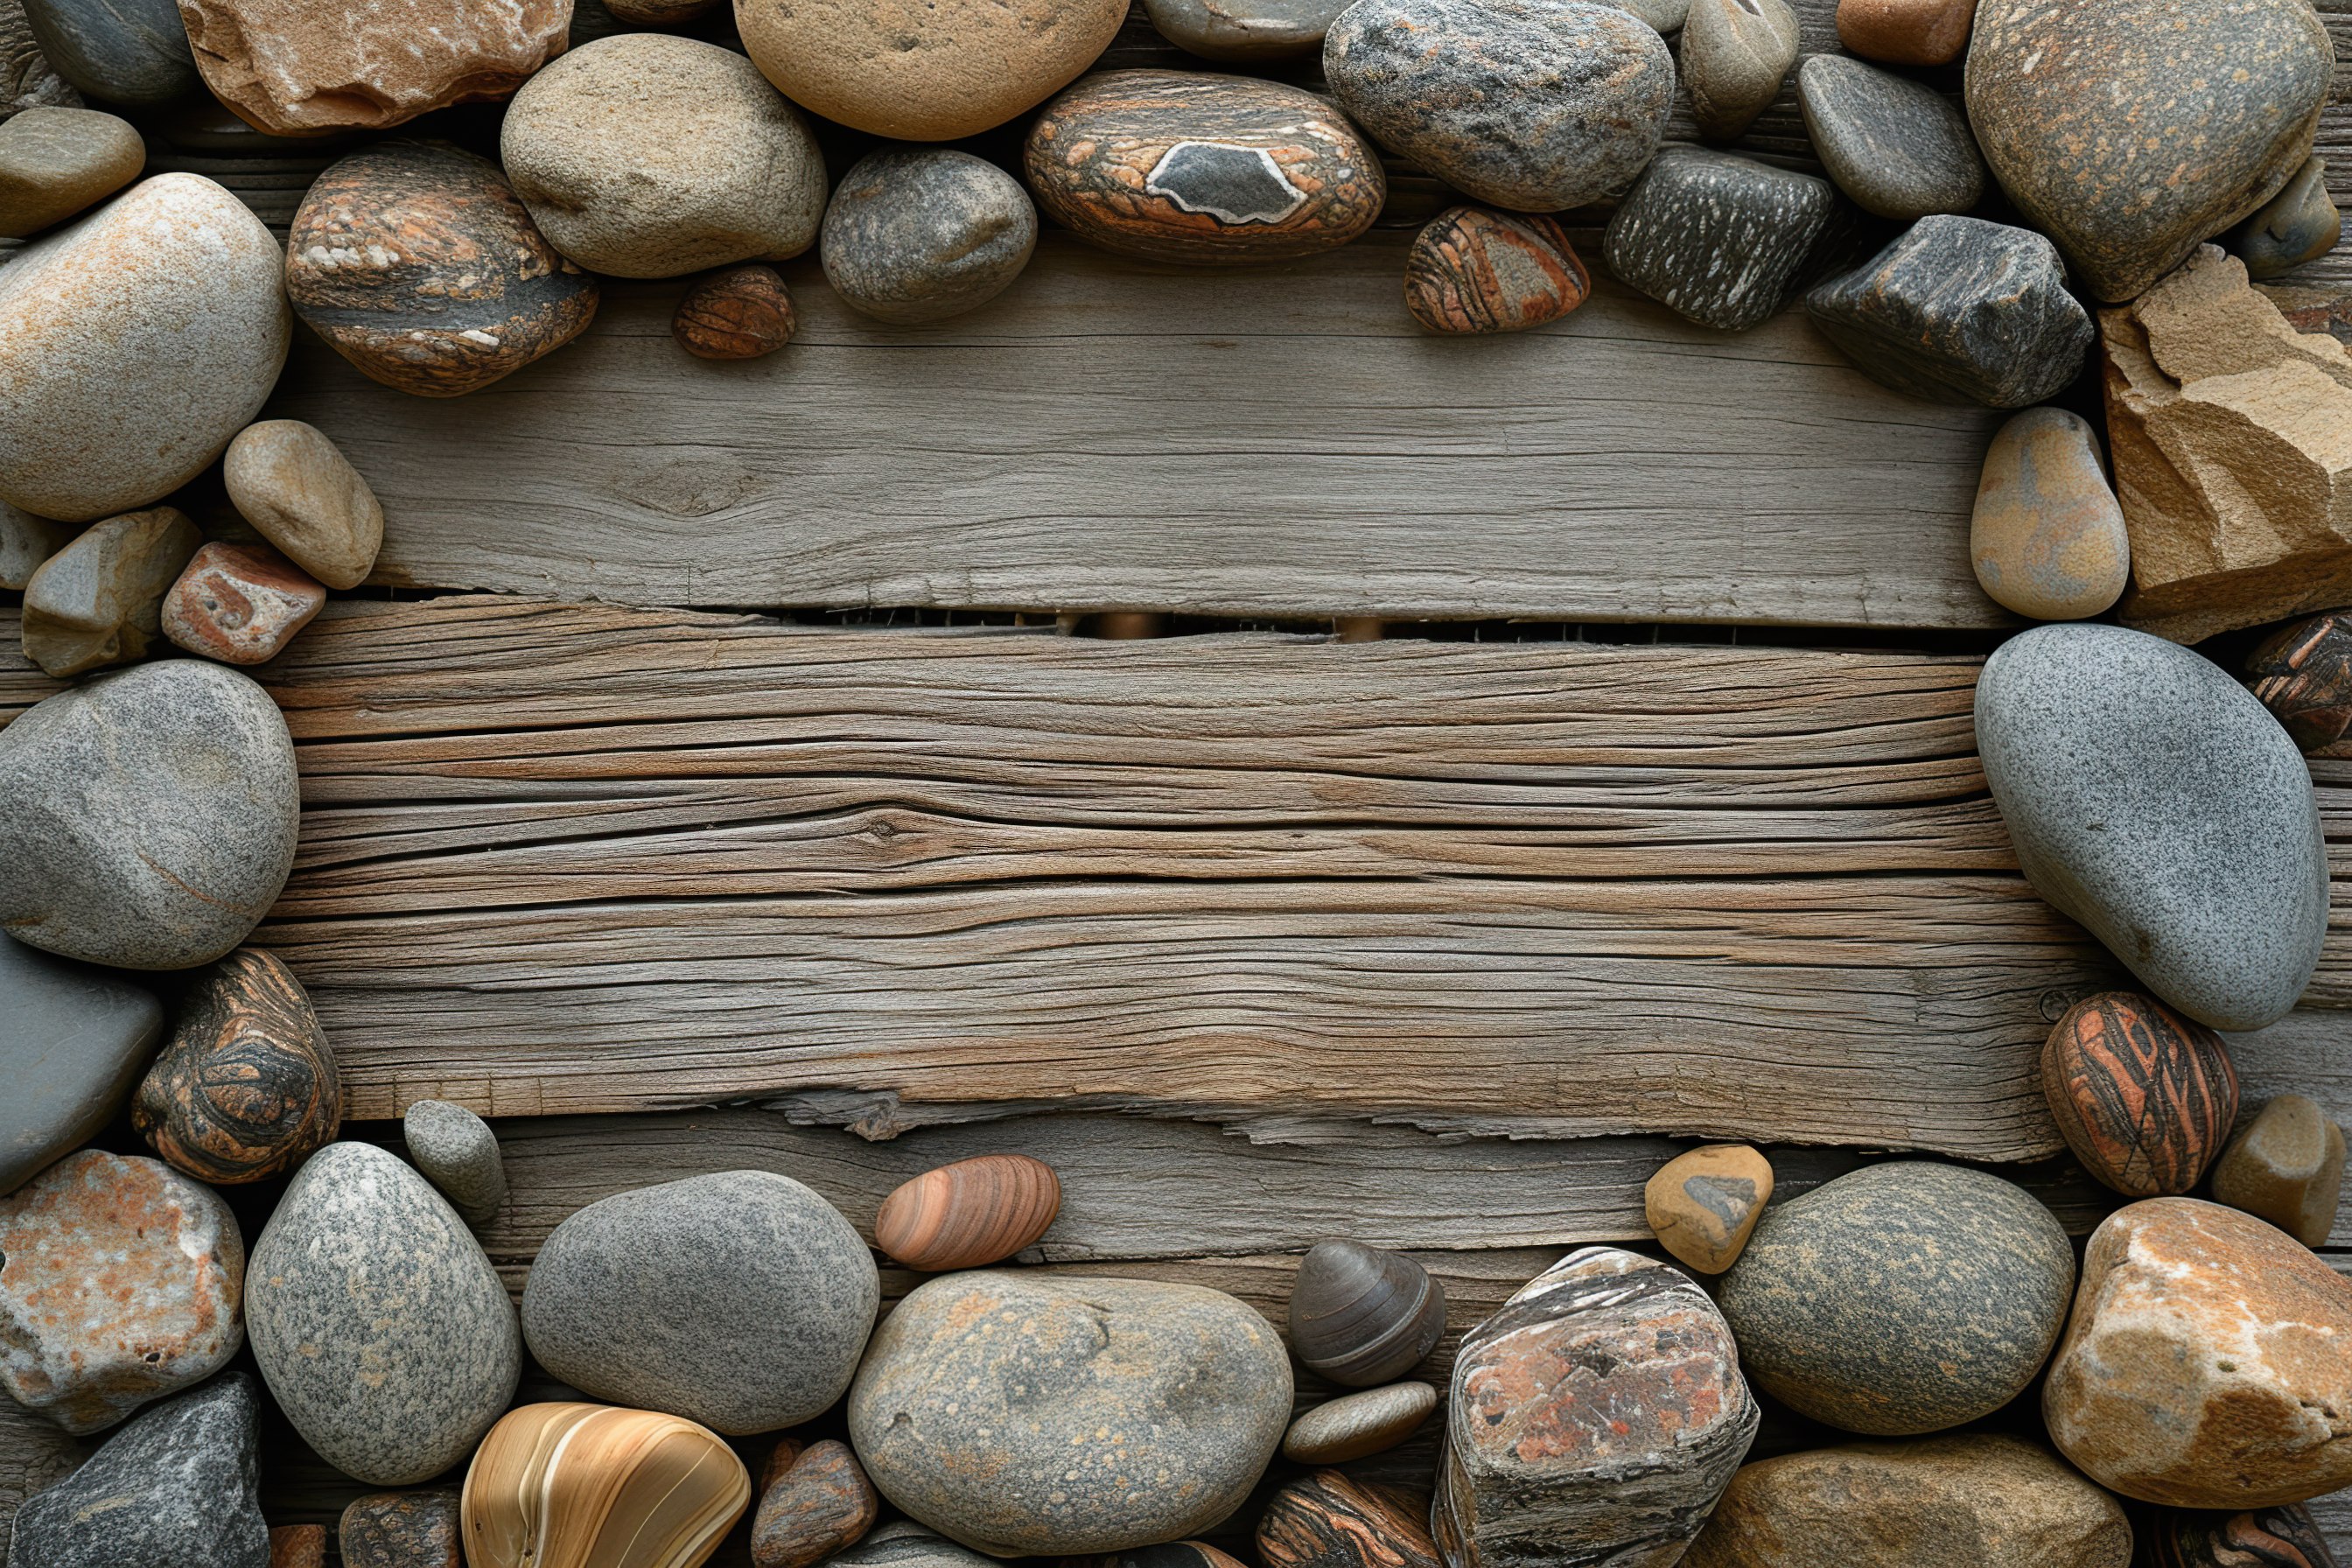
top-left (823, 150), bottom-right (1035, 324)
top-left (0, 934), bottom-right (159, 1196)
top-left (1604, 147), bottom-right (1833, 331)
top-left (1798, 54), bottom-right (1982, 220)
top-left (402, 1099), bottom-right (505, 1223)
top-left (9, 1373), bottom-right (268, 1568)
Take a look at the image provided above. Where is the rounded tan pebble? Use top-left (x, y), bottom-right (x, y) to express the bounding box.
top-left (874, 1153), bottom-right (1060, 1271)
top-left (223, 420), bottom-right (384, 591)
top-left (1836, 0), bottom-right (1974, 66)
top-left (1280, 1382), bottom-right (1437, 1465)
top-left (2210, 1094), bottom-right (2347, 1248)
top-left (0, 105), bottom-right (142, 237)
top-left (1970, 407), bottom-right (2129, 621)
top-left (1682, 0), bottom-right (1800, 144)
top-left (675, 266), bottom-right (796, 360)
top-left (1644, 1144), bottom-right (1773, 1275)
top-left (20, 505), bottom-right (200, 676)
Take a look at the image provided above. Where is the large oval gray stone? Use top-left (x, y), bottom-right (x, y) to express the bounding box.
top-left (247, 1142), bottom-right (520, 1486)
top-left (0, 660), bottom-right (300, 970)
top-left (521, 1169), bottom-right (878, 1435)
top-left (848, 1271), bottom-right (1292, 1555)
top-left (0, 933), bottom-right (159, 1195)
top-left (9, 1372), bottom-right (268, 1568)
top-left (1977, 624), bottom-right (2328, 1031)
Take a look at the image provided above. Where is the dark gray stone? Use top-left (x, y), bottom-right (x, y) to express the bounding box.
top-left (1142, 0), bottom-right (1346, 61)
top-left (820, 150), bottom-right (1037, 326)
top-left (1976, 624), bottom-right (2329, 1032)
top-left (1805, 215), bottom-right (2092, 407)
top-left (847, 1271), bottom-right (1292, 1555)
top-left (247, 1141), bottom-right (520, 1487)
top-left (8, 1373), bottom-right (268, 1568)
top-left (1600, 0), bottom-right (1687, 30)
top-left (402, 1098), bottom-right (506, 1224)
top-left (1603, 147), bottom-right (1834, 331)
top-left (830, 1522), bottom-right (999, 1568)
top-left (18, 0), bottom-right (195, 105)
top-left (1324, 0), bottom-right (1675, 212)
top-left (522, 1169), bottom-right (878, 1435)
top-left (0, 661), bottom-right (300, 971)
top-left (2230, 156), bottom-right (2342, 282)
top-left (0, 933), bottom-right (159, 1194)
top-left (1798, 54), bottom-right (1983, 221)
top-left (1714, 1163), bottom-right (2076, 1436)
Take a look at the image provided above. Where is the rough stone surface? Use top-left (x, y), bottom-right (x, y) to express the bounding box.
top-left (1835, 0), bottom-right (1970, 66)
top-left (1260, 1471), bottom-right (1438, 1568)
top-left (1404, 207), bottom-right (1589, 335)
top-left (132, 948), bottom-right (341, 1186)
top-left (522, 1169), bottom-right (878, 1434)
top-left (1798, 55), bottom-right (1981, 220)
top-left (2045, 1197), bottom-right (2352, 1508)
top-left (0, 934), bottom-right (158, 1195)
top-left (0, 660), bottom-right (300, 970)
top-left (2041, 990), bottom-right (2238, 1198)
top-left (0, 173), bottom-right (290, 522)
top-left (1682, 1435), bottom-right (2132, 1568)
top-left (2138, 1504), bottom-right (2342, 1568)
top-left (270, 1524), bottom-right (326, 1568)
top-left (2, 0), bottom-right (81, 115)
top-left (19, 505), bottom-right (200, 676)
top-left (248, 1141), bottom-right (521, 1487)
top-left (1144, 0), bottom-right (1344, 62)
top-left (1643, 1143), bottom-right (1772, 1274)
top-left (0, 1149), bottom-right (243, 1434)
top-left (2103, 248), bottom-right (2352, 643)
top-left (1970, 407), bottom-right (2129, 621)
top-left (176, 0), bottom-right (569, 136)
top-left (402, 1098), bottom-right (506, 1223)
top-left (1966, 0), bottom-right (2335, 304)
top-left (222, 421), bottom-right (383, 590)
top-left (1976, 623), bottom-right (2329, 1032)
top-left (848, 1271), bottom-right (1292, 1555)
top-left (2212, 1095), bottom-right (2347, 1249)
top-left (1282, 1382), bottom-right (1438, 1465)
top-left (19, 0), bottom-right (195, 103)
top-left (0, 104), bottom-right (136, 235)
top-left (502, 33), bottom-right (825, 280)
top-left (751, 1438), bottom-right (878, 1568)
top-left (1432, 1247), bottom-right (1758, 1568)
top-left (673, 265), bottom-right (796, 360)
top-left (824, 149), bottom-right (1036, 323)
top-left (1681, 0), bottom-right (1796, 144)
top-left (0, 500), bottom-right (72, 588)
top-left (1807, 215), bottom-right (2093, 408)
top-left (737, 0), bottom-right (1124, 141)
top-left (2249, 609), bottom-right (2352, 756)
top-left (162, 542), bottom-right (326, 666)
top-left (1714, 1162), bottom-right (2075, 1436)
top-left (830, 1522), bottom-right (999, 1568)
top-left (7, 1374), bottom-right (268, 1568)
top-left (2231, 157), bottom-right (2342, 282)
top-left (1604, 148), bottom-right (1832, 332)
top-left (340, 1489), bottom-right (459, 1568)
top-left (1325, 0), bottom-right (1674, 213)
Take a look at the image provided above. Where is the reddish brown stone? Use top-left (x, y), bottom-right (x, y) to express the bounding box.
top-left (760, 1437), bottom-right (805, 1491)
top-left (751, 1438), bottom-right (878, 1568)
top-left (1258, 1472), bottom-right (1439, 1568)
top-left (1835, 0), bottom-right (1974, 65)
top-left (161, 542), bottom-right (327, 666)
top-left (131, 948), bottom-right (342, 1185)
top-left (340, 1489), bottom-right (460, 1568)
top-left (270, 1524), bottom-right (327, 1568)
top-left (1404, 208), bottom-right (1590, 336)
top-left (2040, 990), bottom-right (2238, 1197)
top-left (2248, 609), bottom-right (2352, 757)
top-left (674, 266), bottom-right (797, 361)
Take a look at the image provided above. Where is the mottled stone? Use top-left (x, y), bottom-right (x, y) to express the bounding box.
top-left (2211, 1095), bottom-right (2347, 1249)
top-left (248, 1141), bottom-right (521, 1487)
top-left (270, 1524), bottom-right (326, 1568)
top-left (1289, 1239), bottom-right (1446, 1387)
top-left (0, 174), bottom-right (290, 522)
top-left (1604, 147), bottom-right (1833, 332)
top-left (1282, 1382), bottom-right (1438, 1465)
top-left (1807, 215), bottom-right (2093, 408)
top-left (2249, 610), bottom-right (2352, 755)
top-left (848, 1271), bottom-right (1292, 1555)
top-left (0, 500), bottom-right (71, 588)
top-left (523, 1170), bottom-right (878, 1434)
top-left (1404, 206), bottom-right (1590, 334)
top-left (823, 150), bottom-right (1036, 323)
top-left (19, 505), bottom-right (199, 676)
top-left (133, 948), bottom-right (341, 1186)
top-left (340, 1490), bottom-right (459, 1568)
top-left (1976, 624), bottom-right (2329, 1031)
top-left (1433, 1247), bottom-right (1757, 1568)
top-left (0, 660), bottom-right (300, 970)
top-left (1325, 0), bottom-right (1674, 213)
top-left (222, 422), bottom-right (383, 590)
top-left (2140, 1504), bottom-right (2342, 1568)
top-left (1643, 1143), bottom-right (1772, 1274)
top-left (1683, 1435), bottom-right (2132, 1568)
top-left (1260, 1472), bottom-right (1438, 1568)
top-left (2045, 1197), bottom-right (2352, 1508)
top-left (1680, 0), bottom-right (1796, 143)
top-left (1144, 0), bottom-right (1344, 61)
top-left (19, 0), bottom-right (195, 104)
top-left (1715, 1162), bottom-right (2074, 1435)
top-left (1797, 55), bottom-right (1981, 221)
top-left (0, 934), bottom-right (159, 1195)
top-left (2, 0), bottom-right (81, 116)
top-left (402, 1098), bottom-right (505, 1224)
top-left (674, 265), bottom-right (796, 360)
top-left (1966, 0), bottom-right (2334, 304)
top-left (8, 1374), bottom-right (268, 1568)
top-left (287, 143), bottom-right (598, 401)
top-left (2041, 990), bottom-right (2238, 1197)
top-left (830, 1522), bottom-right (999, 1568)
top-left (2230, 158), bottom-right (2342, 283)
top-left (1970, 407), bottom-right (2130, 621)
top-left (1835, 0), bottom-right (1970, 66)
top-left (0, 104), bottom-right (136, 235)
top-left (162, 542), bottom-right (326, 666)
top-left (752, 1439), bottom-right (878, 1568)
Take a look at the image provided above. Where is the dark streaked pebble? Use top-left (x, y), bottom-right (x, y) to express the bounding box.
top-left (340, 1489), bottom-right (460, 1568)
top-left (1143, 0), bottom-right (1344, 60)
top-left (2040, 990), bottom-right (2237, 1198)
top-left (2139, 1503), bottom-right (2341, 1568)
top-left (18, 0), bottom-right (195, 104)
top-left (1604, 147), bottom-right (1833, 332)
top-left (1281, 1382), bottom-right (1437, 1464)
top-left (1797, 54), bottom-right (1983, 220)
top-left (1404, 207), bottom-right (1590, 334)
top-left (1288, 1239), bottom-right (1446, 1387)
top-left (823, 150), bottom-right (1036, 324)
top-left (8, 1375), bottom-right (268, 1568)
top-left (1681, 0), bottom-right (1797, 143)
top-left (1258, 1472), bottom-right (1438, 1568)
top-left (2248, 608), bottom-right (2352, 753)
top-left (673, 266), bottom-right (796, 360)
top-left (132, 948), bottom-right (341, 1184)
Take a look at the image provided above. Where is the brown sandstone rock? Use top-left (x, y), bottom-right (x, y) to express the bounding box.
top-left (751, 1439), bottom-right (878, 1568)
top-left (1643, 1144), bottom-right (1771, 1274)
top-left (270, 1524), bottom-right (326, 1568)
top-left (222, 421), bottom-right (382, 589)
top-left (1834, 0), bottom-right (1972, 66)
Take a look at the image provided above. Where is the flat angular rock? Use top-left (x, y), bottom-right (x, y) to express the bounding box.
top-left (1681, 0), bottom-right (1797, 144)
top-left (1325, 0), bottom-right (1674, 213)
top-left (1432, 1247), bottom-right (1758, 1568)
top-left (674, 266), bottom-right (796, 360)
top-left (20, 505), bottom-right (200, 676)
top-left (1835, 0), bottom-right (1970, 66)
top-left (0, 104), bottom-right (138, 235)
top-left (3, 0), bottom-right (82, 115)
top-left (1260, 1471), bottom-right (1438, 1568)
top-left (1144, 0), bottom-right (1344, 61)
top-left (1643, 1143), bottom-right (1772, 1274)
top-left (0, 500), bottom-right (72, 588)
top-left (340, 1489), bottom-right (460, 1568)
top-left (402, 1098), bottom-right (505, 1223)
top-left (822, 150), bottom-right (1033, 324)
top-left (1282, 1382), bottom-right (1438, 1465)
top-left (0, 934), bottom-right (159, 1195)
top-left (1807, 215), bottom-right (2092, 408)
top-left (2230, 158), bottom-right (2342, 283)
top-left (2248, 609), bottom-right (2352, 756)
top-left (1404, 207), bottom-right (1589, 335)
top-left (2211, 1095), bottom-right (2347, 1249)
top-left (132, 948), bottom-right (341, 1186)
top-left (1604, 147), bottom-right (1832, 332)
top-left (222, 421), bottom-right (383, 590)
top-left (162, 542), bottom-right (326, 666)
top-left (1965, 0), bottom-right (2334, 304)
top-left (1798, 55), bottom-right (1982, 221)
top-left (1970, 407), bottom-right (2129, 621)
top-left (19, 0), bottom-right (195, 104)
top-left (1976, 623), bottom-right (2328, 1031)
top-left (0, 660), bottom-right (300, 970)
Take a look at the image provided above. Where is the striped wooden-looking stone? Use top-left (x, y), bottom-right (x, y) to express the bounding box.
top-left (2040, 990), bottom-right (2240, 1198)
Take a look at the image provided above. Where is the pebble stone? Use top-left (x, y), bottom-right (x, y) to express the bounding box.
top-left (0, 173), bottom-right (290, 522)
top-left (340, 1490), bottom-right (459, 1568)
top-left (8, 1373), bottom-right (269, 1568)
top-left (872, 1152), bottom-right (1060, 1270)
top-left (0, 500), bottom-right (72, 588)
top-left (1071, 1546), bottom-right (1250, 1568)
top-left (19, 505), bottom-right (200, 676)
top-left (522, 1170), bottom-right (879, 1435)
top-left (848, 1272), bottom-right (1292, 1556)
top-left (248, 1141), bottom-right (522, 1487)
top-left (822, 150), bottom-right (1036, 324)
top-left (1259, 1471), bottom-right (1438, 1568)
top-left (1281, 1382), bottom-right (1438, 1464)
top-left (133, 949), bottom-right (341, 1186)
top-left (3, 0), bottom-right (82, 115)
top-left (1602, 0), bottom-right (1688, 29)
top-left (222, 421), bottom-right (384, 590)
top-left (286, 143), bottom-right (598, 401)
top-left (1965, 0), bottom-right (2335, 303)
top-left (1680, 0), bottom-right (1798, 144)
top-left (1835, 0), bottom-right (1972, 66)
top-left (0, 1149), bottom-right (244, 1434)
top-left (1405, 206), bottom-right (1591, 334)
top-left (402, 1099), bottom-right (507, 1224)
top-left (1715, 1162), bottom-right (2076, 1436)
top-left (1797, 55), bottom-right (1983, 221)
top-left (463, 1404), bottom-right (752, 1568)
top-left (18, 0), bottom-right (197, 104)
top-left (1970, 407), bottom-right (2130, 621)
top-left (1643, 1144), bottom-right (1773, 1274)
top-left (1806, 215), bottom-right (2093, 408)
top-left (1143, 0), bottom-right (1346, 61)
top-left (1325, 0), bottom-right (1675, 213)
top-left (1976, 625), bottom-right (2330, 1032)
top-left (2138, 1504), bottom-right (2341, 1568)
top-left (2211, 1095), bottom-right (2347, 1249)
top-left (674, 266), bottom-right (797, 360)
top-left (0, 660), bottom-right (301, 970)
top-left (604, 0), bottom-right (718, 20)
top-left (0, 104), bottom-right (138, 235)
top-left (829, 1522), bottom-right (999, 1568)
top-left (0, 934), bottom-right (160, 1196)
top-left (751, 1438), bottom-right (878, 1568)
top-left (1288, 1239), bottom-right (1447, 1387)
top-left (2231, 158), bottom-right (2343, 282)
top-left (162, 542), bottom-right (328, 666)
top-left (270, 1525), bottom-right (326, 1568)
top-left (2249, 609), bottom-right (2352, 754)
top-left (2041, 990), bottom-right (2239, 1198)
top-left (1603, 148), bottom-right (1834, 332)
